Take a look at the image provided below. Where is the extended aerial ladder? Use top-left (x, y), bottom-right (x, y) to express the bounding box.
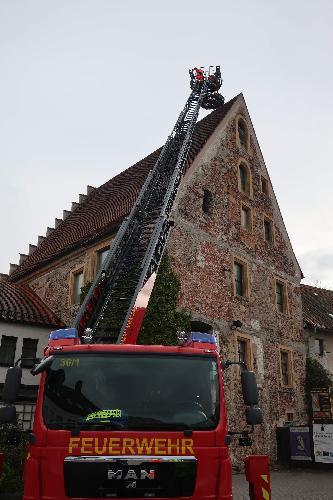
top-left (72, 67), bottom-right (224, 344)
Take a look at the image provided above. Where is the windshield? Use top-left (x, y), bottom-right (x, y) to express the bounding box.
top-left (43, 353), bottom-right (220, 430)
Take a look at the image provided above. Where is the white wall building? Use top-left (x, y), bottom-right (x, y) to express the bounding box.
top-left (301, 284), bottom-right (333, 377)
top-left (0, 280), bottom-right (62, 428)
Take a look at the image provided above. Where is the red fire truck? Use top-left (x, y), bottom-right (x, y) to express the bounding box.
top-left (0, 67), bottom-right (269, 499)
top-left (1, 329), bottom-right (264, 499)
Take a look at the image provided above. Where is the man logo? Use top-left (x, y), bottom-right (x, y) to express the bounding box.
top-left (107, 469), bottom-right (155, 481)
top-left (126, 481), bottom-right (137, 489)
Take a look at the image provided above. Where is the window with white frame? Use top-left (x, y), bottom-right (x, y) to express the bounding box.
top-left (16, 403), bottom-right (36, 430)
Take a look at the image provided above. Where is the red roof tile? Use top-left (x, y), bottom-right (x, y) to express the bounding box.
top-left (9, 96), bottom-right (239, 282)
top-left (0, 281), bottom-right (63, 327)
top-left (301, 284), bottom-right (333, 331)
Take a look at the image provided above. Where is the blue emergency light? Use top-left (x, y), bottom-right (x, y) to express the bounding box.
top-left (186, 332), bottom-right (216, 345)
top-left (49, 328), bottom-right (78, 340)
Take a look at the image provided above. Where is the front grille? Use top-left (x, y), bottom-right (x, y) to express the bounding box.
top-left (64, 455), bottom-right (197, 498)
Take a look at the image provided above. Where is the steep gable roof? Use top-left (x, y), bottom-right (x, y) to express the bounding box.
top-left (301, 284), bottom-right (333, 331)
top-left (9, 96), bottom-right (238, 282)
top-left (0, 282), bottom-right (63, 327)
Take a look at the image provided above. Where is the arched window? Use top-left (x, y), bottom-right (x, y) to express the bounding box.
top-left (237, 118), bottom-right (248, 149)
top-left (238, 163), bottom-right (251, 195)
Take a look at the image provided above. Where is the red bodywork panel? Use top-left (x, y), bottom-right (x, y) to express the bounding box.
top-left (122, 307), bottom-right (146, 344)
top-left (23, 343), bottom-right (232, 500)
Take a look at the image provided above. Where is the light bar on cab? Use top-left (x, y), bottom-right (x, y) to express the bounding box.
top-left (49, 328), bottom-right (79, 340)
top-left (186, 332), bottom-right (216, 345)
top-left (175, 331), bottom-right (217, 350)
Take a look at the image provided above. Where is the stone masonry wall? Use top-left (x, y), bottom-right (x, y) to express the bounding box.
top-left (166, 98), bottom-right (307, 464)
top-left (26, 236), bottom-right (112, 327)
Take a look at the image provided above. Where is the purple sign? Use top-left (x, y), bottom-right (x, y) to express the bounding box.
top-left (290, 427), bottom-right (312, 461)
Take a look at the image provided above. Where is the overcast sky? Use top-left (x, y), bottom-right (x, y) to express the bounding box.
top-left (1, 0), bottom-right (333, 287)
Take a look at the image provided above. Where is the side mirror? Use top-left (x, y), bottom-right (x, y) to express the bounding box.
top-left (2, 366), bottom-right (22, 404)
top-left (241, 371), bottom-right (259, 406)
top-left (0, 405), bottom-right (17, 424)
top-left (31, 355), bottom-right (54, 376)
top-left (246, 406), bottom-right (263, 426)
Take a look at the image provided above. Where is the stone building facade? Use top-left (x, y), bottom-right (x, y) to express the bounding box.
top-left (5, 94), bottom-right (308, 461)
top-left (166, 97), bottom-right (307, 462)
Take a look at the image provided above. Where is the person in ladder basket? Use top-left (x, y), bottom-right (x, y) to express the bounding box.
top-left (194, 67), bottom-right (205, 81)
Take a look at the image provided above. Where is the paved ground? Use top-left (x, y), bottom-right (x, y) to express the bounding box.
top-left (232, 470), bottom-right (333, 499)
